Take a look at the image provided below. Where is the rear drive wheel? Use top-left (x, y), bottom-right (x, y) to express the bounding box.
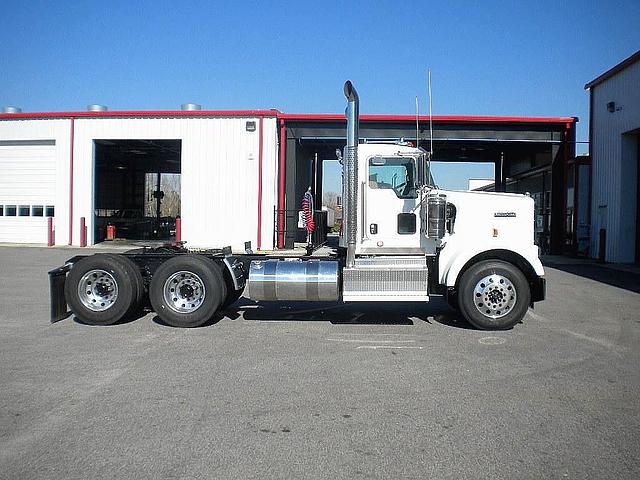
top-left (102, 254), bottom-right (145, 316)
top-left (458, 260), bottom-right (530, 330)
top-left (65, 255), bottom-right (137, 326)
top-left (149, 255), bottom-right (226, 327)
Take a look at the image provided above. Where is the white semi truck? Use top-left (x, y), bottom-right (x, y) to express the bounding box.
top-left (49, 81), bottom-right (545, 330)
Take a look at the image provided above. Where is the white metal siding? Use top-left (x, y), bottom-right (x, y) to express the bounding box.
top-left (0, 119), bottom-right (71, 245)
top-left (590, 60), bottom-right (640, 262)
top-left (72, 116), bottom-right (279, 250)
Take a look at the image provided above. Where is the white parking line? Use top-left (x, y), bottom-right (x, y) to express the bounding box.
top-left (328, 333), bottom-right (418, 336)
top-left (326, 338), bottom-right (416, 343)
top-left (528, 310), bottom-right (624, 354)
top-left (356, 345), bottom-right (424, 350)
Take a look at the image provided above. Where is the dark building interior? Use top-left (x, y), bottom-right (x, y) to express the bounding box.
top-left (93, 139), bottom-right (181, 243)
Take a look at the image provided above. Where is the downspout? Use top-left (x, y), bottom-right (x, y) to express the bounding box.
top-left (257, 116), bottom-right (264, 250)
top-left (343, 81), bottom-right (359, 268)
top-left (277, 118), bottom-right (286, 249)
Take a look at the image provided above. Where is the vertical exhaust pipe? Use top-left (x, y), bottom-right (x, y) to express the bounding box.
top-left (343, 80), bottom-right (359, 268)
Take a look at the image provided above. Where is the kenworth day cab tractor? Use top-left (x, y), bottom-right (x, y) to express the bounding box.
top-left (49, 81), bottom-right (545, 331)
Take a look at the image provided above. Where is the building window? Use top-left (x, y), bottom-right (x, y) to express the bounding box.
top-left (32, 205), bottom-right (44, 217)
top-left (18, 205), bottom-right (30, 216)
top-left (5, 205), bottom-right (17, 216)
top-left (45, 206), bottom-right (55, 217)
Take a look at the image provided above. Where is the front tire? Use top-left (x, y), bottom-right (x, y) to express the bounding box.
top-left (457, 260), bottom-right (530, 330)
top-left (149, 255), bottom-right (226, 327)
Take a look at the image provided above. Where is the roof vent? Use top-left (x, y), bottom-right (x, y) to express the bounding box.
top-left (2, 106), bottom-right (22, 114)
top-left (181, 103), bottom-right (202, 111)
top-left (87, 104), bottom-right (108, 112)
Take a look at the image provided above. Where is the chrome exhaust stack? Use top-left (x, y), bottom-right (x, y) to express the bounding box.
top-left (343, 80), bottom-right (359, 268)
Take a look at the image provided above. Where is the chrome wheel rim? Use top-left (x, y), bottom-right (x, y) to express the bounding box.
top-left (78, 269), bottom-right (118, 312)
top-left (473, 274), bottom-right (517, 319)
top-left (163, 271), bottom-right (206, 314)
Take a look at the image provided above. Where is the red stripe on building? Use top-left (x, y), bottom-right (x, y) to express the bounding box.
top-left (257, 116), bottom-right (264, 250)
top-left (68, 117), bottom-right (75, 245)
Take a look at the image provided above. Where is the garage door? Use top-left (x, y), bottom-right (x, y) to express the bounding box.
top-left (0, 141), bottom-right (56, 243)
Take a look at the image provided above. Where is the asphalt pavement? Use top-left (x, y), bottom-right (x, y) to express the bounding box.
top-left (0, 246), bottom-right (638, 479)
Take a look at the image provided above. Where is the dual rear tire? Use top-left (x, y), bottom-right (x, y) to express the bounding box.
top-left (66, 254), bottom-right (144, 326)
top-left (149, 255), bottom-right (227, 328)
top-left (67, 254), bottom-right (235, 328)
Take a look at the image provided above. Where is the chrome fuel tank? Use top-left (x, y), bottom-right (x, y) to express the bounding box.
top-left (247, 259), bottom-right (339, 301)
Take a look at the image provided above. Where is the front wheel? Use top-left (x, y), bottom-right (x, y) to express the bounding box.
top-left (457, 260), bottom-right (530, 330)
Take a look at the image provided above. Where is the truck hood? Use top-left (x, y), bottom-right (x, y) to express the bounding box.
top-left (429, 188), bottom-right (535, 247)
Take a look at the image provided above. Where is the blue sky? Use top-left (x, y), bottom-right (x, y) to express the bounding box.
top-left (2, 0), bottom-right (639, 191)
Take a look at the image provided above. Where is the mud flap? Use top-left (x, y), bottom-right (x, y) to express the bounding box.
top-left (49, 264), bottom-right (72, 323)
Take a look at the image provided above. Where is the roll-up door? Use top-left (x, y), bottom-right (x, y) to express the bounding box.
top-left (0, 141), bottom-right (56, 243)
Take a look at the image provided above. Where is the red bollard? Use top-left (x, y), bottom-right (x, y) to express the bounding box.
top-left (80, 217), bottom-right (87, 247)
top-left (47, 217), bottom-right (54, 247)
top-left (175, 216), bottom-right (182, 242)
top-left (106, 224), bottom-right (116, 241)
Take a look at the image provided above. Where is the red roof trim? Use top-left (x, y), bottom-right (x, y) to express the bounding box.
top-left (280, 113), bottom-right (576, 124)
top-left (585, 49), bottom-right (640, 90)
top-left (0, 109), bottom-right (281, 120)
top-left (0, 109), bottom-right (575, 125)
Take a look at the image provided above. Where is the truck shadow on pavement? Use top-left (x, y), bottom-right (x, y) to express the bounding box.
top-left (211, 297), bottom-right (476, 330)
top-left (70, 297), bottom-right (475, 330)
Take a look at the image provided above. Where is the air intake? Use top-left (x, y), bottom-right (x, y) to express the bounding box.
top-left (87, 104), bottom-right (108, 112)
top-left (2, 106), bottom-right (22, 114)
top-left (181, 103), bottom-right (202, 111)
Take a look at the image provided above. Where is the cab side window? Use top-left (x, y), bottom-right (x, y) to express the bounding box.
top-left (368, 157), bottom-right (417, 199)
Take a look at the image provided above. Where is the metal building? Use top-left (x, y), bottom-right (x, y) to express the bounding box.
top-left (0, 110), bottom-right (279, 251)
top-left (0, 107), bottom-right (576, 253)
top-left (585, 50), bottom-right (640, 263)
top-left (279, 114), bottom-right (576, 255)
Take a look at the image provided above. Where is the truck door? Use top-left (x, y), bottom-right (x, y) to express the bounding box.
top-left (360, 156), bottom-right (421, 253)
